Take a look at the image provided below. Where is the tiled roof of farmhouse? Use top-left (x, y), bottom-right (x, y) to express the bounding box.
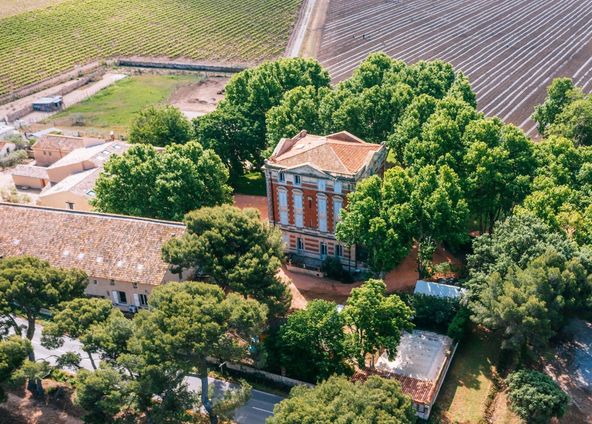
top-left (269, 131), bottom-right (383, 175)
top-left (32, 134), bottom-right (104, 152)
top-left (0, 203), bottom-right (185, 285)
top-left (12, 164), bottom-right (49, 179)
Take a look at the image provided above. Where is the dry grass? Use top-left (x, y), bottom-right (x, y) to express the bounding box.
top-left (0, 0), bottom-right (64, 18)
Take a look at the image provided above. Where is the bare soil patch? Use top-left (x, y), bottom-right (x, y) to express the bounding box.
top-left (170, 77), bottom-right (228, 119)
top-left (0, 0), bottom-right (65, 18)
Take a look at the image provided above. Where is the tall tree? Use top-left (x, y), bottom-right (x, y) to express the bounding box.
top-left (162, 205), bottom-right (291, 316)
top-left (193, 106), bottom-right (263, 178)
top-left (344, 279), bottom-right (414, 368)
top-left (0, 256), bottom-right (87, 393)
top-left (532, 77), bottom-right (581, 136)
top-left (269, 375), bottom-right (416, 424)
top-left (277, 300), bottom-right (352, 382)
top-left (129, 105), bottom-right (192, 147)
top-left (93, 141), bottom-right (232, 220)
top-left (462, 118), bottom-right (535, 233)
top-left (549, 96), bottom-right (592, 146)
top-left (131, 281), bottom-right (267, 424)
top-left (41, 298), bottom-right (113, 370)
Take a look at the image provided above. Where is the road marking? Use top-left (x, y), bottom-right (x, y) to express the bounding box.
top-left (252, 407), bottom-right (273, 414)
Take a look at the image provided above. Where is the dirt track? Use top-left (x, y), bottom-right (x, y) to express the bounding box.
top-left (317, 0), bottom-right (592, 137)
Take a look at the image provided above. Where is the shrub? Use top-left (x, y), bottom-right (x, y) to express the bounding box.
top-left (506, 369), bottom-right (569, 424)
top-left (0, 150), bottom-right (27, 168)
top-left (447, 306), bottom-right (471, 341)
top-left (412, 293), bottom-right (459, 331)
top-left (321, 256), bottom-right (353, 283)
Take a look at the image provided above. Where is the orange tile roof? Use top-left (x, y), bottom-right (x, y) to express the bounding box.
top-left (352, 370), bottom-right (436, 405)
top-left (270, 131), bottom-right (383, 175)
top-left (32, 134), bottom-right (103, 153)
top-left (0, 203), bottom-right (185, 285)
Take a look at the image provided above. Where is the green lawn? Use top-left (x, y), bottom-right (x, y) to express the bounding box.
top-left (232, 172), bottom-right (267, 196)
top-left (432, 328), bottom-right (500, 423)
top-left (45, 74), bottom-right (202, 135)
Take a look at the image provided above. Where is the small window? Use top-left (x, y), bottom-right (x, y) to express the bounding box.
top-left (66, 202), bottom-right (74, 210)
top-left (278, 172), bottom-right (285, 183)
top-left (318, 179), bottom-right (326, 191)
top-left (110, 279), bottom-right (115, 286)
top-left (297, 237), bottom-right (304, 251)
top-left (335, 245), bottom-right (343, 257)
top-left (320, 242), bottom-right (328, 258)
top-left (117, 291), bottom-right (127, 304)
top-left (334, 180), bottom-right (342, 194)
top-left (48, 152), bottom-right (52, 156)
top-left (139, 294), bottom-right (148, 306)
top-left (132, 282), bottom-right (138, 289)
top-left (294, 175), bottom-right (301, 186)
top-left (93, 280), bottom-right (98, 285)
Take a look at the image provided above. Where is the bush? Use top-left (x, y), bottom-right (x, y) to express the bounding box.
top-left (321, 256), bottom-right (353, 283)
top-left (506, 369), bottom-right (569, 424)
top-left (447, 306), bottom-right (471, 341)
top-left (0, 149), bottom-right (27, 168)
top-left (412, 293), bottom-right (459, 331)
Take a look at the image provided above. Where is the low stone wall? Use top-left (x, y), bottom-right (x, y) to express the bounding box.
top-left (116, 58), bottom-right (247, 74)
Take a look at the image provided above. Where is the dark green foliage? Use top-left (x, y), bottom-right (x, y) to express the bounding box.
top-left (0, 337), bottom-right (31, 401)
top-left (162, 205), bottom-right (291, 316)
top-left (344, 279), bottom-right (414, 368)
top-left (277, 300), bottom-right (352, 383)
top-left (321, 256), bottom-right (353, 283)
top-left (447, 307), bottom-right (471, 341)
top-left (268, 375), bottom-right (416, 424)
top-left (129, 105), bottom-right (192, 147)
top-left (506, 369), bottom-right (568, 424)
top-left (93, 141), bottom-right (232, 221)
top-left (412, 294), bottom-right (460, 331)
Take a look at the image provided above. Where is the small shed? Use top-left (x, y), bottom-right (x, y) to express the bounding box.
top-left (32, 96), bottom-right (63, 112)
top-left (414, 280), bottom-right (466, 299)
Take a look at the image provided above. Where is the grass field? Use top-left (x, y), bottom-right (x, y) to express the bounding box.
top-left (433, 328), bottom-right (500, 423)
top-left (44, 74), bottom-right (202, 135)
top-left (0, 0), bottom-right (302, 96)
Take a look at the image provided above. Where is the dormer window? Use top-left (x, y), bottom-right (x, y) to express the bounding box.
top-left (294, 175), bottom-right (301, 186)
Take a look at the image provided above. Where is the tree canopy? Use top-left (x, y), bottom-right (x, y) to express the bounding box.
top-left (93, 141), bottom-right (232, 221)
top-left (129, 105), bottom-right (193, 147)
top-left (268, 375), bottom-right (416, 424)
top-left (162, 205), bottom-right (291, 316)
top-left (506, 369), bottom-right (569, 424)
top-left (277, 299), bottom-right (352, 383)
top-left (337, 165), bottom-right (468, 275)
top-left (344, 279), bottom-right (414, 368)
top-left (0, 336), bottom-right (31, 402)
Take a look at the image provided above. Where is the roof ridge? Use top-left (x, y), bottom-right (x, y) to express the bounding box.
top-left (0, 202), bottom-right (185, 227)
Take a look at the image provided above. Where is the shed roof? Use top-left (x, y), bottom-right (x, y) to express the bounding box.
top-left (414, 280), bottom-right (466, 299)
top-left (0, 203), bottom-right (185, 285)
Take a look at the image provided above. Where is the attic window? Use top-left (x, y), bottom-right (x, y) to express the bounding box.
top-left (116, 260), bottom-right (124, 268)
top-left (86, 190), bottom-right (96, 197)
top-left (77, 253), bottom-right (85, 260)
top-left (278, 172), bottom-right (285, 183)
top-left (96, 257), bottom-right (103, 264)
top-left (294, 175), bottom-right (301, 186)
top-left (12, 239), bottom-right (20, 245)
top-left (63, 250), bottom-right (70, 257)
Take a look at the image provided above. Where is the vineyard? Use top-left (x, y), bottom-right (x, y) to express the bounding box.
top-left (0, 0), bottom-right (303, 96)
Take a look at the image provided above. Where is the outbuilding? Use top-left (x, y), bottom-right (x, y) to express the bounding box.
top-left (414, 280), bottom-right (466, 299)
top-left (32, 96), bottom-right (63, 112)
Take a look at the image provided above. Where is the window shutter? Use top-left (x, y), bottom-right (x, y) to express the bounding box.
top-left (133, 294), bottom-right (140, 306)
top-left (111, 291), bottom-right (119, 304)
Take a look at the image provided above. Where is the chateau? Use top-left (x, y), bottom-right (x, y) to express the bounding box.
top-left (264, 130), bottom-right (386, 270)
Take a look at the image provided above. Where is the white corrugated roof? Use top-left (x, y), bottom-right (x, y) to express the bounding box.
top-left (414, 280), bottom-right (465, 299)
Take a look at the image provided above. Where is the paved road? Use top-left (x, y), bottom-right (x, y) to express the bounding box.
top-left (14, 317), bottom-right (283, 423)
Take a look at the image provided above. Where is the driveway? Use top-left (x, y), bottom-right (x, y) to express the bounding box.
top-left (14, 317), bottom-right (283, 423)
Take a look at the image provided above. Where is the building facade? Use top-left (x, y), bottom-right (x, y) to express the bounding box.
top-left (0, 203), bottom-right (187, 311)
top-left (264, 130), bottom-right (386, 270)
